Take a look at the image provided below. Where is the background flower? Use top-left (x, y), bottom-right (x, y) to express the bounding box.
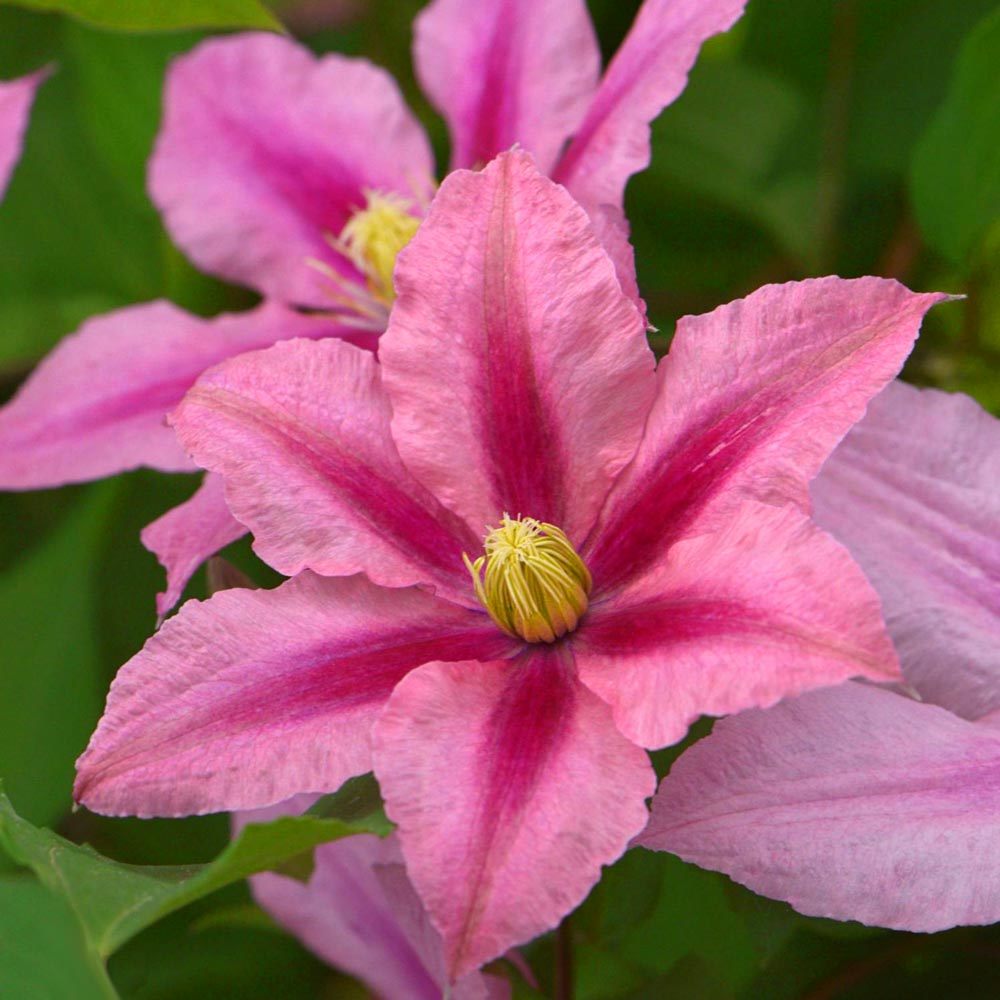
top-left (640, 380), bottom-right (1000, 932)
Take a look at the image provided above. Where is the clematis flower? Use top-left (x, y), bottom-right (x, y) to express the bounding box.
top-left (0, 0), bottom-right (746, 614)
top-left (639, 380), bottom-right (1000, 931)
top-left (237, 799), bottom-right (510, 998)
top-left (149, 0), bottom-right (749, 318)
top-left (75, 152), bottom-right (946, 977)
top-left (0, 67), bottom-right (47, 203)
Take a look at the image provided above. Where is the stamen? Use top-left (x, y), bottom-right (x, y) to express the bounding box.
top-left (332, 190), bottom-right (421, 306)
top-left (464, 515), bottom-right (592, 643)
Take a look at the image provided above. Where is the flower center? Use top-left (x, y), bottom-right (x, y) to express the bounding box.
top-left (463, 515), bottom-right (592, 643)
top-left (337, 191), bottom-right (421, 306)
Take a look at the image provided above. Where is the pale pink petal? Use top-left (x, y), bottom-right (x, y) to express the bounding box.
top-left (149, 33), bottom-right (434, 307)
top-left (640, 682), bottom-right (1000, 932)
top-left (0, 300), bottom-right (363, 490)
top-left (75, 573), bottom-right (513, 817)
top-left (413, 0), bottom-right (600, 175)
top-left (373, 651), bottom-right (655, 979)
top-left (141, 473), bottom-right (246, 618)
top-left (576, 502), bottom-right (899, 749)
top-left (0, 67), bottom-right (49, 201)
top-left (553, 0), bottom-right (747, 212)
top-left (240, 807), bottom-right (509, 1000)
top-left (588, 202), bottom-right (645, 322)
top-left (381, 151), bottom-right (655, 543)
top-left (586, 278), bottom-right (949, 589)
top-left (171, 337), bottom-right (480, 600)
top-left (814, 381), bottom-right (1000, 720)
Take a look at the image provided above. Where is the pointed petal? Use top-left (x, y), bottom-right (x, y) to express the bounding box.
top-left (576, 502), bottom-right (899, 748)
top-left (586, 278), bottom-right (948, 588)
top-left (0, 67), bottom-right (49, 201)
top-left (373, 651), bottom-right (654, 979)
top-left (553, 0), bottom-right (747, 211)
top-left (640, 682), bottom-right (1000, 932)
top-left (814, 381), bottom-right (1000, 720)
top-left (381, 150), bottom-right (656, 542)
top-left (0, 301), bottom-right (362, 490)
top-left (239, 806), bottom-right (508, 1000)
top-left (171, 337), bottom-right (479, 599)
top-left (413, 0), bottom-right (600, 174)
top-left (141, 473), bottom-right (246, 618)
top-left (149, 33), bottom-right (434, 307)
top-left (75, 574), bottom-right (512, 816)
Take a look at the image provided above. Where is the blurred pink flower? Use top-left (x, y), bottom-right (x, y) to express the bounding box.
top-left (0, 0), bottom-right (745, 615)
top-left (237, 798), bottom-right (510, 999)
top-left (640, 380), bottom-right (1000, 932)
top-left (149, 0), bottom-right (748, 318)
top-left (0, 67), bottom-right (47, 203)
top-left (76, 152), bottom-right (944, 978)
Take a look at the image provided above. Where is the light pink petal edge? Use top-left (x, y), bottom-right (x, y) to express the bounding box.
top-left (640, 682), bottom-right (1000, 932)
top-left (141, 473), bottom-right (246, 618)
top-left (814, 380), bottom-right (1000, 720)
top-left (0, 67), bottom-right (49, 202)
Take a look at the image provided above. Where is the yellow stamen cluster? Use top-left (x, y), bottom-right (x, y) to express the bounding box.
top-left (337, 191), bottom-right (421, 305)
top-left (464, 515), bottom-right (592, 644)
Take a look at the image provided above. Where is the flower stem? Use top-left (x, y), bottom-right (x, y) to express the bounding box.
top-left (555, 915), bottom-right (574, 1000)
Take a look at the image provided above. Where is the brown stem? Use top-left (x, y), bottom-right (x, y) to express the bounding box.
top-left (816, 0), bottom-right (858, 271)
top-left (554, 915), bottom-right (574, 1000)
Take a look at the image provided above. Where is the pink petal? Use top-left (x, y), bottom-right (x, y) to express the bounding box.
top-left (75, 573), bottom-right (512, 817)
top-left (239, 799), bottom-right (508, 999)
top-left (639, 682), bottom-right (1000, 932)
top-left (149, 33), bottom-right (434, 307)
top-left (171, 337), bottom-right (480, 599)
top-left (576, 501), bottom-right (899, 749)
top-left (0, 300), bottom-right (362, 490)
top-left (0, 67), bottom-right (49, 201)
top-left (381, 150), bottom-right (655, 543)
top-left (413, 0), bottom-right (600, 175)
top-left (553, 0), bottom-right (747, 212)
top-left (373, 651), bottom-right (655, 979)
top-left (141, 473), bottom-right (246, 618)
top-left (814, 381), bottom-right (1000, 720)
top-left (586, 277), bottom-right (949, 589)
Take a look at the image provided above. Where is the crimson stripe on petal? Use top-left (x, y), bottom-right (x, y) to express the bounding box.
top-left (75, 573), bottom-right (512, 817)
top-left (576, 502), bottom-right (900, 748)
top-left (586, 277), bottom-right (948, 588)
top-left (172, 337), bottom-right (479, 600)
top-left (381, 151), bottom-right (654, 543)
top-left (373, 650), bottom-right (654, 979)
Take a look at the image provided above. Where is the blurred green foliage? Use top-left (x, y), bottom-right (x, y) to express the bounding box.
top-left (0, 0), bottom-right (998, 996)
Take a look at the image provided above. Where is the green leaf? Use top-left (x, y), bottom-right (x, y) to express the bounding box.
top-left (911, 7), bottom-right (1000, 264)
top-left (0, 783), bottom-right (387, 958)
top-left (0, 0), bottom-right (282, 32)
top-left (0, 484), bottom-right (116, 827)
top-left (0, 877), bottom-right (118, 999)
top-left (648, 58), bottom-right (820, 268)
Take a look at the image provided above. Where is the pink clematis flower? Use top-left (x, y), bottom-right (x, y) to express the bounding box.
top-left (75, 152), bottom-right (946, 977)
top-left (149, 0), bottom-right (748, 318)
top-left (237, 799), bottom-right (510, 999)
top-left (639, 380), bottom-right (1000, 931)
top-left (0, 67), bottom-right (48, 203)
top-left (0, 0), bottom-right (746, 615)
